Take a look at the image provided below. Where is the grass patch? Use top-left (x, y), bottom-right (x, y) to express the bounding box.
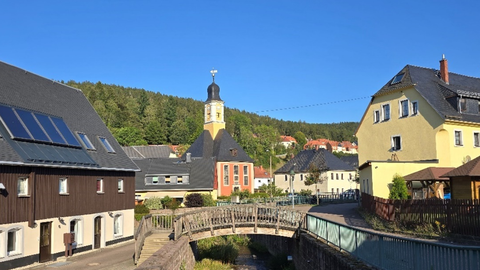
top-left (358, 208), bottom-right (446, 239)
top-left (194, 258), bottom-right (233, 270)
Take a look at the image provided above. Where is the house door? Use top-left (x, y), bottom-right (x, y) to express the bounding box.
top-left (94, 217), bottom-right (101, 249)
top-left (39, 222), bottom-right (52, 263)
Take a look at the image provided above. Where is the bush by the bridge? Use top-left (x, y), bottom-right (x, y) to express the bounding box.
top-left (185, 193), bottom-right (204, 207)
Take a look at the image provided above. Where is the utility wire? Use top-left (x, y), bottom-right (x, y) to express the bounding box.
top-left (255, 96), bottom-right (370, 113)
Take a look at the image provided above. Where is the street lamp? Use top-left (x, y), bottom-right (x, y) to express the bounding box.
top-left (289, 169), bottom-right (295, 208)
top-left (267, 149), bottom-right (273, 184)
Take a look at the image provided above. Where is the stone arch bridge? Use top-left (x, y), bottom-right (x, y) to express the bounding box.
top-left (173, 204), bottom-right (306, 241)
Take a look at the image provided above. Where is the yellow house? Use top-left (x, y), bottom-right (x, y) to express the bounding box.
top-left (356, 56), bottom-right (480, 198)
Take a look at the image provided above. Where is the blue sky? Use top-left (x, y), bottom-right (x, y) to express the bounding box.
top-left (1, 1), bottom-right (480, 124)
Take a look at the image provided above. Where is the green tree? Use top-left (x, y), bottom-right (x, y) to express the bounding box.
top-left (305, 163), bottom-right (328, 204)
top-left (113, 127), bottom-right (147, 146)
top-left (169, 120), bottom-right (189, 144)
top-left (258, 183), bottom-right (284, 198)
top-left (389, 174), bottom-right (409, 200)
top-left (144, 121), bottom-right (167, 145)
top-left (293, 131), bottom-right (307, 148)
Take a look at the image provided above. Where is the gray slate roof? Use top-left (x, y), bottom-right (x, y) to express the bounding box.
top-left (122, 145), bottom-right (174, 159)
top-left (339, 156), bottom-right (359, 169)
top-left (0, 61), bottom-right (138, 171)
top-left (133, 158), bottom-right (215, 191)
top-left (374, 65), bottom-right (480, 124)
top-left (275, 149), bottom-right (355, 174)
top-left (183, 129), bottom-right (254, 162)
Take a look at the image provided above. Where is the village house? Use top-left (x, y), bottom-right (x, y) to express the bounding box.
top-left (122, 146), bottom-right (215, 203)
top-left (274, 149), bottom-right (357, 195)
top-left (356, 56), bottom-right (480, 199)
top-left (279, 135), bottom-right (297, 148)
top-left (254, 166), bottom-right (272, 191)
top-left (182, 70), bottom-right (255, 197)
top-left (0, 61), bottom-right (139, 269)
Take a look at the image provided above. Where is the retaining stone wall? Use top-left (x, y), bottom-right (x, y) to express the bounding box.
top-left (135, 236), bottom-right (195, 270)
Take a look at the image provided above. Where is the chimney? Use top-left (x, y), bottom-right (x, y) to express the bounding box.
top-left (186, 152), bottom-right (191, 163)
top-left (440, 54), bottom-right (449, 84)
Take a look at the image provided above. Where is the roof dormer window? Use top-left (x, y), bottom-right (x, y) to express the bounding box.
top-left (391, 73), bottom-right (405, 85)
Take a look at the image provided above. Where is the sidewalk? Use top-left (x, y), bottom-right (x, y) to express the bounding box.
top-left (18, 240), bottom-right (136, 270)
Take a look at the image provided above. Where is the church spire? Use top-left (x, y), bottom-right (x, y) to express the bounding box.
top-left (204, 68), bottom-right (225, 138)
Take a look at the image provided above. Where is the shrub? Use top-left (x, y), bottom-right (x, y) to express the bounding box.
top-left (185, 193), bottom-right (203, 207)
top-left (144, 196), bottom-right (163, 210)
top-left (197, 236), bottom-right (239, 264)
top-left (389, 174), bottom-right (409, 200)
top-left (231, 189), bottom-right (251, 200)
top-left (134, 204), bottom-right (150, 214)
top-left (160, 196), bottom-right (173, 209)
top-left (201, 193), bottom-right (216, 207)
top-left (299, 189), bottom-right (312, 196)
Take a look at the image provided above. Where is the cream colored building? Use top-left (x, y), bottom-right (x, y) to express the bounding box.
top-left (356, 56), bottom-right (480, 198)
top-left (274, 149), bottom-right (357, 195)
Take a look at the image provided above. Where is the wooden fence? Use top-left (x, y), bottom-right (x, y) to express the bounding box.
top-left (361, 193), bottom-right (480, 237)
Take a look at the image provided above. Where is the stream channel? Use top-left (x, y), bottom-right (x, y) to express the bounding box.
top-left (233, 245), bottom-right (270, 270)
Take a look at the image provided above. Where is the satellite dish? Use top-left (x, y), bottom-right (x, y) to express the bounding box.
top-left (466, 155), bottom-right (472, 162)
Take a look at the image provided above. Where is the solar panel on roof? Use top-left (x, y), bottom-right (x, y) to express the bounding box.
top-left (51, 117), bottom-right (81, 147)
top-left (0, 104), bottom-right (82, 149)
top-left (34, 113), bottom-right (66, 145)
top-left (15, 109), bottom-right (50, 142)
top-left (0, 104), bottom-right (32, 140)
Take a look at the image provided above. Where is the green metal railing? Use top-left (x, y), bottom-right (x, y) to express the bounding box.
top-left (306, 214), bottom-right (480, 270)
top-left (216, 195), bottom-right (311, 206)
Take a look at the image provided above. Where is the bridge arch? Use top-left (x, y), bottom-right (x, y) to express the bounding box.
top-left (173, 204), bottom-right (306, 242)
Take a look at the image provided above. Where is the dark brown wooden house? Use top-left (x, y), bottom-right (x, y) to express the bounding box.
top-left (0, 61), bottom-right (139, 269)
top-left (442, 156), bottom-right (480, 200)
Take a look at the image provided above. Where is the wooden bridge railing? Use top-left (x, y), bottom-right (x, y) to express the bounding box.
top-left (173, 204), bottom-right (306, 241)
top-left (134, 214), bottom-right (174, 265)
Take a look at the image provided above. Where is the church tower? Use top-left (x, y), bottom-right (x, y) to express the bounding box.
top-left (204, 69), bottom-right (225, 139)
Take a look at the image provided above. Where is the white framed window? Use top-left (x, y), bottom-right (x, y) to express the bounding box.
top-left (59, 178), bottom-right (68, 194)
top-left (77, 132), bottom-right (95, 150)
top-left (243, 166), bottom-right (248, 186)
top-left (382, 103), bottom-right (390, 121)
top-left (113, 214), bottom-right (123, 237)
top-left (474, 132), bottom-right (480, 147)
top-left (331, 173), bottom-right (334, 180)
top-left (223, 165), bottom-right (229, 186)
top-left (17, 177), bottom-right (28, 196)
top-left (454, 130), bottom-right (463, 146)
top-left (96, 179), bottom-right (104, 193)
top-left (70, 218), bottom-right (83, 245)
top-left (373, 110), bottom-right (380, 123)
top-left (99, 137), bottom-right (115, 153)
top-left (391, 135), bottom-right (402, 151)
top-left (117, 179), bottom-right (124, 193)
top-left (284, 175), bottom-right (288, 181)
top-left (399, 99), bottom-right (409, 118)
top-left (233, 165), bottom-right (239, 185)
top-left (411, 101), bottom-right (419, 115)
top-left (7, 227), bottom-right (22, 256)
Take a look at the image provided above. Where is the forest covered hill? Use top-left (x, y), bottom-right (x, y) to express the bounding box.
top-left (66, 80), bottom-right (359, 167)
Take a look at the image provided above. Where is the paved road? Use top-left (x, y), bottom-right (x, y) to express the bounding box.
top-left (19, 240), bottom-right (136, 270)
top-left (296, 202), bottom-right (371, 229)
